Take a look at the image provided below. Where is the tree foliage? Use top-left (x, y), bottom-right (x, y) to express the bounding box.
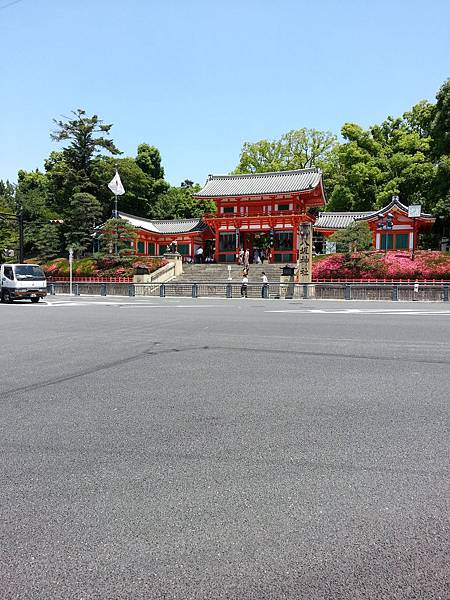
top-left (151, 182), bottom-right (216, 219)
top-left (90, 155), bottom-right (169, 220)
top-left (13, 110), bottom-right (190, 259)
top-left (431, 78), bottom-right (450, 157)
top-left (0, 180), bottom-right (17, 261)
top-left (324, 108), bottom-right (437, 214)
top-left (99, 218), bottom-right (138, 255)
top-left (51, 109), bottom-right (121, 185)
top-left (234, 128), bottom-right (337, 174)
top-left (329, 221), bottom-right (373, 253)
top-left (65, 193), bottom-right (102, 256)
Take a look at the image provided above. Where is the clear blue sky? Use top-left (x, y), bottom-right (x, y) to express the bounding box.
top-left (1, 0), bottom-right (449, 187)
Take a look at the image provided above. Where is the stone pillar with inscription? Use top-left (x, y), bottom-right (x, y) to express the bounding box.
top-left (297, 222), bottom-right (313, 284)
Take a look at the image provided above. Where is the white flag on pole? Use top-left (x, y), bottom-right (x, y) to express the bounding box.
top-left (108, 170), bottom-right (125, 196)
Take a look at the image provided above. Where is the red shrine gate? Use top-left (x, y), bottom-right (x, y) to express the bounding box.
top-left (194, 169), bottom-right (326, 263)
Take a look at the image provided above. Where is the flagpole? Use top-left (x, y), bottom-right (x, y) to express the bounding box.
top-left (114, 194), bottom-right (118, 256)
top-left (108, 168), bottom-right (124, 257)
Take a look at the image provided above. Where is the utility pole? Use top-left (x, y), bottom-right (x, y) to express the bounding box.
top-left (18, 211), bottom-right (24, 263)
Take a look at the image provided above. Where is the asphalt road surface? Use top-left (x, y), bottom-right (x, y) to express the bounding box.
top-left (1, 296), bottom-right (449, 599)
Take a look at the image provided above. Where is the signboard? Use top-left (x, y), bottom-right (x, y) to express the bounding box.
top-left (325, 241), bottom-right (337, 254)
top-left (298, 223), bottom-right (312, 283)
top-left (408, 205), bottom-right (421, 218)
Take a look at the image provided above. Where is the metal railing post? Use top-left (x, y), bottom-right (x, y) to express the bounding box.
top-left (392, 285), bottom-right (398, 301)
top-left (159, 284), bottom-right (165, 298)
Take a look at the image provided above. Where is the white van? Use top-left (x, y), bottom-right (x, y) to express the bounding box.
top-left (1, 263), bottom-right (47, 303)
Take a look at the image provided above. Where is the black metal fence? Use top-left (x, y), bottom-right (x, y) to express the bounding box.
top-left (48, 281), bottom-right (450, 302)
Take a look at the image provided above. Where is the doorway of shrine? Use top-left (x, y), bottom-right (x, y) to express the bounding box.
top-left (240, 232), bottom-right (270, 263)
top-left (240, 231), bottom-right (295, 264)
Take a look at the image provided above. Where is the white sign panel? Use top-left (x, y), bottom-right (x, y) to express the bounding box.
top-left (408, 205), bottom-right (421, 218)
top-left (325, 241), bottom-right (337, 254)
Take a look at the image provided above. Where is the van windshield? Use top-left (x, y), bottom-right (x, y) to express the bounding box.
top-left (14, 265), bottom-right (46, 281)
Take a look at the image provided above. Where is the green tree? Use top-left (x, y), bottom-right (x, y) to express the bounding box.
top-left (135, 144), bottom-right (164, 179)
top-left (151, 183), bottom-right (216, 219)
top-left (429, 79), bottom-right (450, 236)
top-left (64, 192), bottom-right (102, 256)
top-left (325, 110), bottom-right (436, 212)
top-left (100, 218), bottom-right (138, 255)
top-left (0, 180), bottom-right (17, 261)
top-left (329, 221), bottom-right (373, 252)
top-left (51, 109), bottom-right (121, 185)
top-left (14, 169), bottom-right (67, 258)
top-left (326, 185), bottom-right (354, 212)
top-left (233, 128), bottom-right (338, 174)
top-left (91, 154), bottom-right (169, 220)
top-left (32, 224), bottom-right (64, 260)
top-left (431, 78), bottom-right (450, 157)
top-left (44, 151), bottom-right (78, 213)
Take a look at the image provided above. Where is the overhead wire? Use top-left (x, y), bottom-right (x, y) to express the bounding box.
top-left (0, 0), bottom-right (25, 11)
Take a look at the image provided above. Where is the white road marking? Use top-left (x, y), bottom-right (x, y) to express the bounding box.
top-left (43, 300), bottom-right (229, 308)
top-left (266, 309), bottom-right (450, 315)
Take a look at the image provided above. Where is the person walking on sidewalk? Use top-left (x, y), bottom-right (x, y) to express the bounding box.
top-left (261, 271), bottom-right (269, 298)
top-left (241, 274), bottom-right (248, 298)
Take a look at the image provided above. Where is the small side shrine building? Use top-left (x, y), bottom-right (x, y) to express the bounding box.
top-left (314, 196), bottom-right (435, 251)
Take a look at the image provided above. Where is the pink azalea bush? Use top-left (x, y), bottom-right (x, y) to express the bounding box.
top-left (313, 251), bottom-right (450, 280)
top-left (43, 257), bottom-right (167, 278)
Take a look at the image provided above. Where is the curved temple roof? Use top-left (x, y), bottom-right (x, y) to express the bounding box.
top-left (354, 197), bottom-right (434, 222)
top-left (315, 198), bottom-right (435, 231)
top-left (117, 212), bottom-right (207, 235)
top-left (314, 211), bottom-right (373, 230)
top-left (193, 168), bottom-right (323, 198)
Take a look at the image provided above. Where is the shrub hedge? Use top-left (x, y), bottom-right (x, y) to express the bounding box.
top-left (313, 251), bottom-right (450, 280)
top-left (42, 256), bottom-right (167, 278)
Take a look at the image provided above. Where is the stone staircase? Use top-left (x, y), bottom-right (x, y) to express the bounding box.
top-left (156, 263), bottom-right (298, 298)
top-left (174, 263), bottom-right (293, 284)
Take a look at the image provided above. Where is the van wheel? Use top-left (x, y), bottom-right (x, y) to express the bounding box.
top-left (30, 297), bottom-right (40, 303)
top-left (2, 290), bottom-right (13, 303)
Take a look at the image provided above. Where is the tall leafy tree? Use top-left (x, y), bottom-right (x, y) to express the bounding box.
top-left (136, 144), bottom-right (164, 179)
top-left (431, 78), bottom-right (450, 157)
top-left (324, 109), bottom-right (436, 213)
top-left (91, 152), bottom-right (170, 220)
top-left (51, 109), bottom-right (121, 190)
top-left (151, 182), bottom-right (216, 219)
top-left (32, 224), bottom-right (63, 260)
top-left (429, 79), bottom-right (450, 232)
top-left (64, 192), bottom-right (102, 256)
top-left (234, 128), bottom-right (337, 174)
top-left (14, 169), bottom-right (68, 258)
top-left (0, 180), bottom-right (17, 261)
